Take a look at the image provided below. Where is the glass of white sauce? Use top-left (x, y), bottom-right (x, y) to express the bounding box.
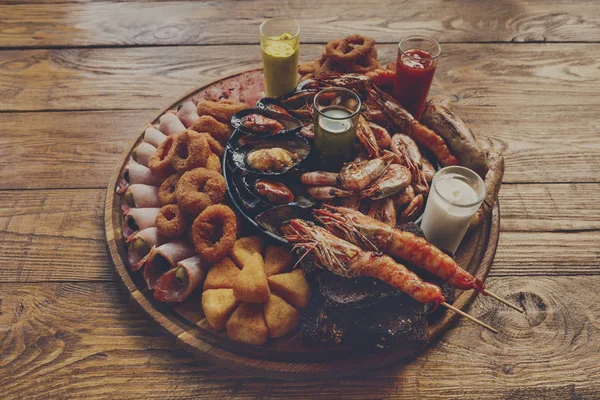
top-left (420, 166), bottom-right (486, 254)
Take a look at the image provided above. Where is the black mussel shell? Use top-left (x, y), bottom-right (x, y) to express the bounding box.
top-left (230, 168), bottom-right (270, 212)
top-left (256, 204), bottom-right (310, 239)
top-left (230, 108), bottom-right (302, 137)
top-left (232, 134), bottom-right (311, 176)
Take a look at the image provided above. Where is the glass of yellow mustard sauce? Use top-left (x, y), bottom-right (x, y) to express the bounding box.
top-left (259, 17), bottom-right (300, 98)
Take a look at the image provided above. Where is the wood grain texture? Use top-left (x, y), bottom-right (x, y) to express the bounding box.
top-left (1, 184), bottom-right (598, 283)
top-left (1, 44), bottom-right (599, 113)
top-left (1, 277), bottom-right (598, 398)
top-left (1, 0), bottom-right (600, 47)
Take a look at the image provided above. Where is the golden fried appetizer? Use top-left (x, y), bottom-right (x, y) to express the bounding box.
top-left (264, 294), bottom-right (300, 338)
top-left (267, 269), bottom-right (311, 310)
top-left (202, 288), bottom-right (240, 330)
top-left (226, 303), bottom-right (268, 345)
top-left (232, 253), bottom-right (270, 303)
top-left (264, 245), bottom-right (294, 276)
top-left (203, 257), bottom-right (240, 290)
top-left (231, 236), bottom-right (264, 267)
top-left (197, 100), bottom-right (248, 123)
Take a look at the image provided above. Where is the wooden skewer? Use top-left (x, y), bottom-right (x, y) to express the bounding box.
top-left (441, 302), bottom-right (498, 334)
top-left (482, 289), bottom-right (525, 313)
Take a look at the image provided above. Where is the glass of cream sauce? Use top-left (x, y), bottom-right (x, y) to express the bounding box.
top-left (420, 166), bottom-right (486, 254)
top-left (259, 17), bottom-right (300, 98)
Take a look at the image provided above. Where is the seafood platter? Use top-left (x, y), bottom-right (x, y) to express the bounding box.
top-left (106, 29), bottom-right (514, 379)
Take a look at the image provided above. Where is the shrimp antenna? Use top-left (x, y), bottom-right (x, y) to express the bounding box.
top-left (481, 290), bottom-right (525, 313)
top-left (441, 302), bottom-right (498, 334)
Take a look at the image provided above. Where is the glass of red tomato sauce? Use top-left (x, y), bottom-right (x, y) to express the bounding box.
top-left (392, 35), bottom-right (441, 119)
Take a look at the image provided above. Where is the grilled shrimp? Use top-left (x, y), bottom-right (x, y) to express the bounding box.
top-left (391, 133), bottom-right (430, 194)
top-left (314, 206), bottom-right (485, 291)
top-left (339, 152), bottom-right (394, 191)
top-left (306, 186), bottom-right (353, 200)
top-left (368, 121), bottom-right (392, 149)
top-left (356, 115), bottom-right (380, 158)
top-left (300, 171), bottom-right (340, 186)
top-left (397, 194), bottom-right (424, 223)
top-left (367, 198), bottom-right (396, 227)
top-left (282, 219), bottom-right (444, 305)
top-left (391, 185), bottom-right (415, 207)
top-left (360, 164), bottom-right (412, 200)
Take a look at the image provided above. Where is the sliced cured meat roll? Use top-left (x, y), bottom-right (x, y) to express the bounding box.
top-left (122, 184), bottom-right (161, 210)
top-left (122, 207), bottom-right (161, 238)
top-left (154, 255), bottom-right (209, 302)
top-left (177, 102), bottom-right (200, 128)
top-left (118, 160), bottom-right (162, 193)
top-left (127, 227), bottom-right (167, 271)
top-left (143, 240), bottom-right (196, 290)
top-left (132, 142), bottom-right (157, 167)
top-left (143, 126), bottom-right (167, 147)
top-left (158, 112), bottom-right (186, 136)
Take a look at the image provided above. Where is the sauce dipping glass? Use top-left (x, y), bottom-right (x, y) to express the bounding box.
top-left (420, 166), bottom-right (486, 254)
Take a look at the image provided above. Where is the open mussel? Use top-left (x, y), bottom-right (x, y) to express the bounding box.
top-left (256, 204), bottom-right (310, 239)
top-left (231, 108), bottom-right (301, 137)
top-left (232, 134), bottom-right (311, 176)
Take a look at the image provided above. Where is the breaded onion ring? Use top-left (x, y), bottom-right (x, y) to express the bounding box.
top-left (190, 115), bottom-right (232, 144)
top-left (196, 100), bottom-right (248, 123)
top-left (155, 204), bottom-right (186, 238)
top-left (205, 152), bottom-right (222, 174)
top-left (148, 134), bottom-right (177, 177)
top-left (348, 55), bottom-right (380, 73)
top-left (194, 131), bottom-right (225, 157)
top-left (192, 204), bottom-right (236, 262)
top-left (158, 173), bottom-right (181, 205)
top-left (175, 168), bottom-right (226, 215)
top-left (171, 130), bottom-right (210, 173)
top-left (326, 34), bottom-right (375, 63)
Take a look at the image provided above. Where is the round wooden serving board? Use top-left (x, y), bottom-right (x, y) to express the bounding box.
top-left (105, 70), bottom-right (501, 380)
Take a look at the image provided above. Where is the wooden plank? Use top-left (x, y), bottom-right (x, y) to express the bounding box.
top-left (0, 185), bottom-right (598, 283)
top-left (0, 277), bottom-right (598, 398)
top-left (1, 44), bottom-right (599, 113)
top-left (1, 1), bottom-right (600, 47)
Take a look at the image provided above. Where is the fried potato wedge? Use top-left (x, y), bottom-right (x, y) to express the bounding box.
top-left (203, 257), bottom-right (240, 290)
top-left (226, 303), bottom-right (268, 345)
top-left (232, 253), bottom-right (270, 303)
top-left (231, 236), bottom-right (264, 267)
top-left (264, 245), bottom-right (294, 276)
top-left (201, 288), bottom-right (240, 330)
top-left (264, 294), bottom-right (300, 338)
top-left (267, 269), bottom-right (311, 310)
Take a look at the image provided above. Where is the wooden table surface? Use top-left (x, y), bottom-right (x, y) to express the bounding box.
top-left (1, 1), bottom-right (599, 399)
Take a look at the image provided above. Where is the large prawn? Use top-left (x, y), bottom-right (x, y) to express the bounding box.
top-left (314, 205), bottom-right (485, 291)
top-left (282, 219), bottom-right (444, 305)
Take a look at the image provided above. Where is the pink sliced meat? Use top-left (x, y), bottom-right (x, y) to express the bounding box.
top-left (126, 227), bottom-right (167, 271)
top-left (132, 142), bottom-right (157, 167)
top-left (122, 207), bottom-right (161, 238)
top-left (143, 240), bottom-right (197, 290)
top-left (117, 160), bottom-right (162, 194)
top-left (143, 126), bottom-right (167, 147)
top-left (123, 184), bottom-right (161, 211)
top-left (177, 102), bottom-right (200, 128)
top-left (193, 70), bottom-right (265, 107)
top-left (158, 112), bottom-right (186, 135)
top-left (153, 255), bottom-right (209, 302)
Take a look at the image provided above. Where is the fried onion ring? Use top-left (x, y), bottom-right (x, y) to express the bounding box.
top-left (192, 204), bottom-right (236, 262)
top-left (326, 34), bottom-right (375, 63)
top-left (348, 54), bottom-right (380, 73)
top-left (148, 134), bottom-right (177, 177)
top-left (155, 204), bottom-right (186, 238)
top-left (194, 131), bottom-right (225, 157)
top-left (171, 130), bottom-right (210, 173)
top-left (197, 100), bottom-right (248, 123)
top-left (158, 173), bottom-right (181, 205)
top-left (205, 152), bottom-right (222, 174)
top-left (175, 168), bottom-right (226, 215)
top-left (190, 115), bottom-right (232, 144)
